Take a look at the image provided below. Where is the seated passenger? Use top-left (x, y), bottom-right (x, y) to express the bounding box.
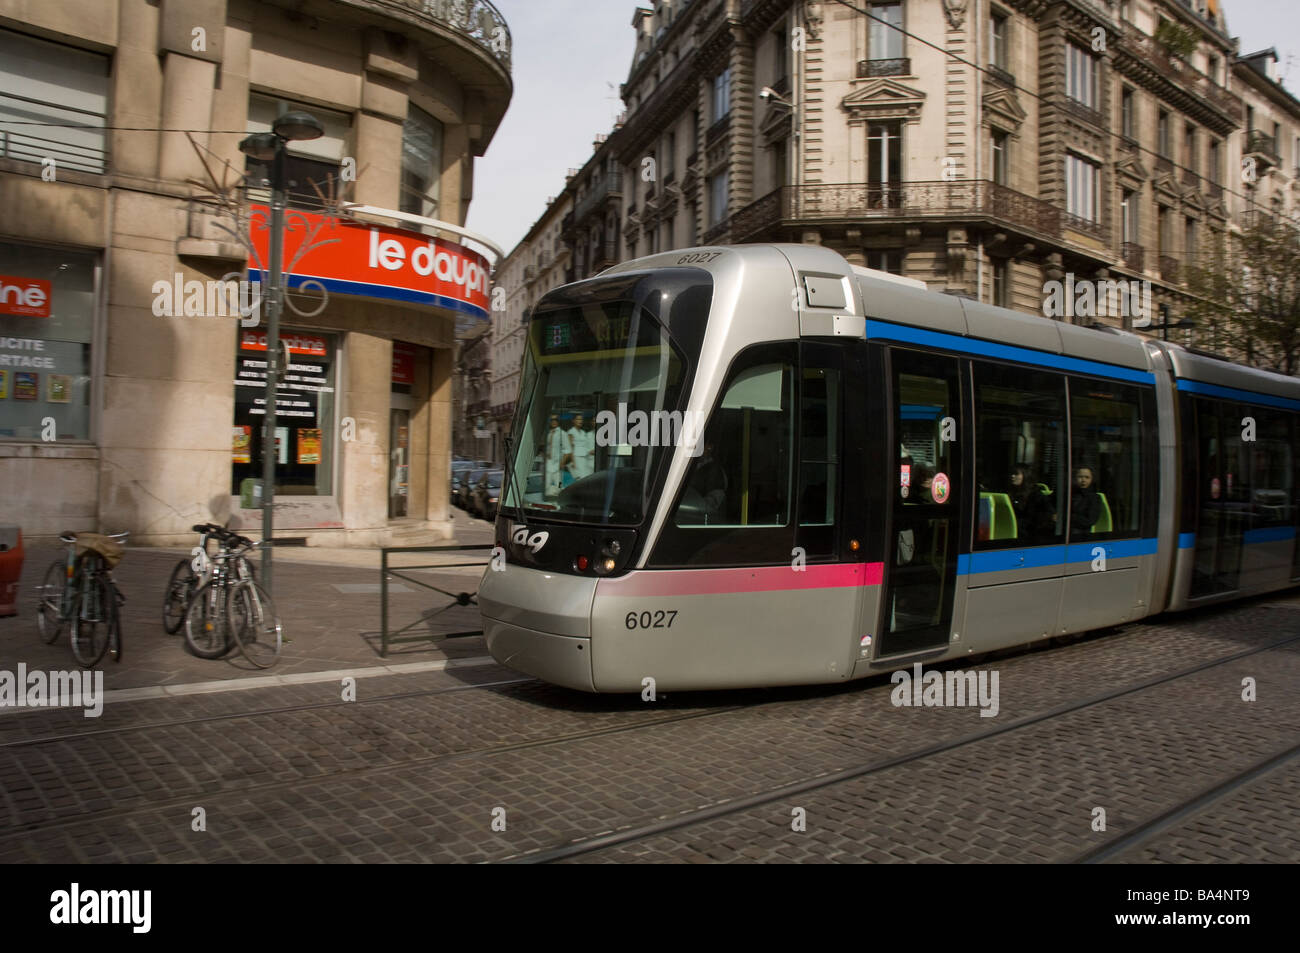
top-left (1070, 465), bottom-right (1102, 538)
top-left (1009, 465), bottom-right (1055, 541)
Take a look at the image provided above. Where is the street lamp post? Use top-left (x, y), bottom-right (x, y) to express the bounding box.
top-left (238, 111), bottom-right (323, 593)
top-left (1146, 303), bottom-right (1197, 341)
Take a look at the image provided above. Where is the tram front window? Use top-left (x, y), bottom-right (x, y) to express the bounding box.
top-left (502, 296), bottom-right (688, 526)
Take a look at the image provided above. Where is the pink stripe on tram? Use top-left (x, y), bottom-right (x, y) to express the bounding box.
top-left (597, 562), bottom-right (884, 598)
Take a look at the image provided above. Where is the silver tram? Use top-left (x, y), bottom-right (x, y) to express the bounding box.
top-left (479, 244), bottom-right (1300, 692)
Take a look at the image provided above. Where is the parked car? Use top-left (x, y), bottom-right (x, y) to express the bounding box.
top-left (456, 467), bottom-right (486, 509)
top-left (470, 469), bottom-right (504, 521)
top-left (450, 461), bottom-right (476, 507)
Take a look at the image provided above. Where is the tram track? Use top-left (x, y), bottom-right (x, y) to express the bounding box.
top-left (498, 632), bottom-right (1300, 863)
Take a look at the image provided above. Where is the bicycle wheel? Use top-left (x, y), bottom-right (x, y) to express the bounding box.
top-left (163, 558), bottom-right (197, 634)
top-left (183, 582), bottom-right (236, 659)
top-left (36, 559), bottom-right (69, 644)
top-left (229, 581), bottom-right (282, 669)
top-left (70, 565), bottom-right (112, 668)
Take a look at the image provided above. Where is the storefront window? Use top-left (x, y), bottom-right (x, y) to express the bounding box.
top-left (0, 241), bottom-right (97, 441)
top-left (232, 328), bottom-right (336, 495)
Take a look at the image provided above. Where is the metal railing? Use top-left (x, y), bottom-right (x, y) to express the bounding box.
top-left (1063, 212), bottom-right (1104, 239)
top-left (730, 180), bottom-right (1064, 240)
top-left (379, 543), bottom-right (493, 656)
top-left (0, 90), bottom-right (108, 174)
top-left (706, 115), bottom-right (731, 146)
top-left (1159, 254), bottom-right (1180, 282)
top-left (857, 58), bottom-right (911, 77)
top-left (1121, 242), bottom-right (1145, 271)
top-left (986, 65), bottom-right (1016, 88)
top-left (1244, 130), bottom-right (1280, 165)
top-left (381, 0), bottom-right (512, 71)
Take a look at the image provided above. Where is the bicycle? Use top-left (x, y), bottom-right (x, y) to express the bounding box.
top-left (35, 532), bottom-right (129, 668)
top-left (184, 531), bottom-right (282, 668)
top-left (162, 523), bottom-right (222, 634)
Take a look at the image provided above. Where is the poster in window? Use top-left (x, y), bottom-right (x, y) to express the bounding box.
top-left (0, 370), bottom-right (7, 399)
top-left (47, 374), bottom-right (72, 403)
top-left (232, 425), bottom-right (251, 464)
top-left (297, 428), bottom-right (321, 464)
top-left (14, 372), bottom-right (37, 400)
top-left (275, 426), bottom-right (288, 464)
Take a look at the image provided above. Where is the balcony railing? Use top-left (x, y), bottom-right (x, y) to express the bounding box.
top-left (1242, 209), bottom-right (1278, 231)
top-left (0, 90), bottom-right (108, 174)
top-left (573, 174), bottom-right (623, 223)
top-left (1244, 130), bottom-right (1280, 167)
top-left (1155, 154), bottom-right (1173, 173)
top-left (702, 219), bottom-right (730, 244)
top-left (857, 58), bottom-right (911, 78)
top-left (771, 75), bottom-right (791, 97)
top-left (384, 0), bottom-right (512, 71)
top-left (706, 115), bottom-right (731, 146)
top-left (729, 180), bottom-right (1064, 241)
top-left (1060, 96), bottom-right (1104, 127)
top-left (1063, 212), bottom-right (1105, 239)
top-left (1115, 29), bottom-right (1240, 122)
top-left (986, 65), bottom-right (1016, 89)
top-left (1121, 242), bottom-right (1145, 271)
top-left (1159, 254), bottom-right (1180, 282)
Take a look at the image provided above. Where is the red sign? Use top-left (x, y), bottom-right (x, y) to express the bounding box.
top-left (240, 329), bottom-right (328, 356)
top-left (392, 342), bottom-right (417, 385)
top-left (0, 275), bottom-right (52, 317)
top-left (246, 206), bottom-right (490, 321)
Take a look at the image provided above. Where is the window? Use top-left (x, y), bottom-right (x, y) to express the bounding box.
top-left (867, 249), bottom-right (903, 274)
top-left (654, 343), bottom-right (796, 564)
top-left (708, 169), bottom-right (729, 226)
top-left (1068, 378), bottom-right (1146, 540)
top-left (991, 258), bottom-right (1009, 307)
top-left (1158, 110), bottom-right (1170, 157)
top-left (232, 329), bottom-right (338, 496)
top-left (1209, 139), bottom-right (1220, 183)
top-left (1251, 410), bottom-right (1294, 529)
top-left (400, 104), bottom-right (443, 218)
top-left (870, 2), bottom-right (904, 60)
top-left (1184, 124), bottom-right (1197, 173)
top-left (712, 68), bottom-right (731, 121)
top-left (1157, 206), bottom-right (1169, 256)
top-left (797, 350), bottom-right (842, 557)
top-left (868, 121), bottom-right (902, 207)
top-left (990, 11), bottom-right (1009, 70)
top-left (664, 132), bottom-right (676, 179)
top-left (771, 137), bottom-right (788, 191)
top-left (1066, 43), bottom-right (1097, 109)
top-left (1207, 54), bottom-right (1220, 85)
top-left (991, 129), bottom-right (1009, 185)
top-left (0, 29), bottom-right (109, 174)
top-left (1065, 153), bottom-right (1098, 222)
top-left (973, 363), bottom-right (1065, 547)
top-left (1121, 87), bottom-right (1135, 139)
top-left (1121, 189), bottom-right (1139, 244)
top-left (0, 241), bottom-right (97, 441)
top-left (246, 95), bottom-right (352, 209)
top-left (773, 26), bottom-right (788, 82)
top-left (1185, 216), bottom-right (1197, 264)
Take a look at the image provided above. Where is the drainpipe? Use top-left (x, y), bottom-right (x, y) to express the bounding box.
top-left (975, 0), bottom-right (983, 302)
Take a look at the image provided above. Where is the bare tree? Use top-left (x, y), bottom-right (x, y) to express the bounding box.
top-left (1184, 216), bottom-right (1300, 376)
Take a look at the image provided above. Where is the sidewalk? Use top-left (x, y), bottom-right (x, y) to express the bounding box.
top-left (1, 510), bottom-right (500, 692)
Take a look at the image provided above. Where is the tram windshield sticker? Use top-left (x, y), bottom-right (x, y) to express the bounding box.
top-left (931, 471), bottom-right (950, 504)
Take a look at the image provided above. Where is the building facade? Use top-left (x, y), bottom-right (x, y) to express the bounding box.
top-left (0, 0), bottom-right (512, 544)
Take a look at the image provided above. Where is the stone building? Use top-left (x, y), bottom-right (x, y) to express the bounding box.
top-left (601, 0), bottom-right (1296, 345)
top-left (0, 0), bottom-right (512, 544)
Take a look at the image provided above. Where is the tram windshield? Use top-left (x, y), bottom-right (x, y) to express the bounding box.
top-left (502, 296), bottom-right (688, 525)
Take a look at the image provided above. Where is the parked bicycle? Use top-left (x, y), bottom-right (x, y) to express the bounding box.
top-left (162, 523), bottom-right (223, 634)
top-left (183, 530), bottom-right (282, 668)
top-left (35, 531), bottom-right (129, 668)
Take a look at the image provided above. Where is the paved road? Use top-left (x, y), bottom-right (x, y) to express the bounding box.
top-left (1, 587), bottom-right (1296, 863)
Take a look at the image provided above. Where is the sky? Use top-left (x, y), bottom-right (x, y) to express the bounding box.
top-left (464, 0), bottom-right (1300, 259)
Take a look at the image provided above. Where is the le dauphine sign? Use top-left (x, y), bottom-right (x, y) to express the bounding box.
top-left (245, 205), bottom-right (491, 322)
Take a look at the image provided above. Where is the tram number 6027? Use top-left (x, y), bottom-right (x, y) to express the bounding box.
top-left (626, 609), bottom-right (678, 630)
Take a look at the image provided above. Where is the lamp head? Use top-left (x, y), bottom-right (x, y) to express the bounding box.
top-left (272, 111), bottom-right (324, 142)
top-left (238, 132), bottom-right (279, 161)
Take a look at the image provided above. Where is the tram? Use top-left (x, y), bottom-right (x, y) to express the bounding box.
top-left (479, 244), bottom-right (1300, 692)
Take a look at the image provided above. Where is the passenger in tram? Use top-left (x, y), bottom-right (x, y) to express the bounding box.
top-left (568, 412), bottom-right (596, 481)
top-left (1009, 464), bottom-right (1055, 541)
top-left (544, 412), bottom-right (566, 498)
top-left (1070, 465), bottom-right (1102, 538)
top-left (689, 441), bottom-right (728, 522)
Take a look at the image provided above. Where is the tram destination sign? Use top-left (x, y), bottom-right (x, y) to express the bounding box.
top-left (537, 306), bottom-right (642, 357)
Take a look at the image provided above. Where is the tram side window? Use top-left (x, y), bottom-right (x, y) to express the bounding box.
top-left (798, 365), bottom-right (839, 527)
top-left (1068, 378), bottom-right (1145, 539)
top-left (1249, 409), bottom-right (1293, 527)
top-left (972, 362), bottom-right (1066, 547)
top-left (673, 348), bottom-right (794, 529)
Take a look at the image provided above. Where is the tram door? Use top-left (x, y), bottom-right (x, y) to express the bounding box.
top-left (1189, 400), bottom-right (1244, 597)
top-left (879, 350), bottom-right (962, 657)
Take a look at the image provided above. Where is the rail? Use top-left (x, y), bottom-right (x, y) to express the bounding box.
top-left (379, 543), bottom-right (493, 656)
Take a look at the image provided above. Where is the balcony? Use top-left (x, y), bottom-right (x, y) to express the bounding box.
top-left (706, 115), bottom-right (731, 147)
top-left (702, 219), bottom-right (730, 244)
top-left (1114, 29), bottom-right (1241, 127)
top-left (1121, 242), bottom-right (1145, 271)
top-left (729, 180), bottom-right (1064, 242)
top-left (857, 58), bottom-right (911, 78)
top-left (573, 174), bottom-right (623, 224)
top-left (986, 65), bottom-right (1016, 89)
top-left (771, 75), bottom-right (791, 97)
top-left (360, 0), bottom-right (512, 72)
top-left (1063, 212), bottom-right (1105, 240)
top-left (1155, 154), bottom-right (1173, 173)
top-left (1159, 255), bottom-right (1180, 282)
top-left (1059, 96), bottom-right (1104, 128)
top-left (1244, 130), bottom-right (1280, 169)
top-left (1242, 208), bottom-right (1278, 231)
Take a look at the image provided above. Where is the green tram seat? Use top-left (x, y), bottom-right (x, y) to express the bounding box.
top-left (978, 492), bottom-right (1018, 541)
top-left (1091, 493), bottom-right (1112, 534)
